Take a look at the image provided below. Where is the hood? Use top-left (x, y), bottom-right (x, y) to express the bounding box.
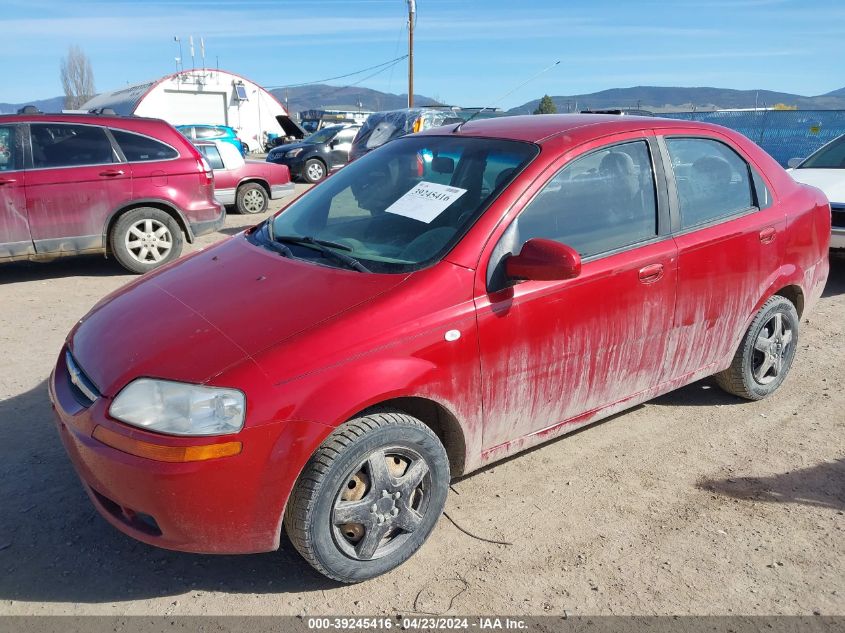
top-left (788, 168), bottom-right (845, 205)
top-left (70, 237), bottom-right (407, 396)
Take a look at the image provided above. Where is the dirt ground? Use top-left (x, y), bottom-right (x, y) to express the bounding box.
top-left (0, 189), bottom-right (842, 616)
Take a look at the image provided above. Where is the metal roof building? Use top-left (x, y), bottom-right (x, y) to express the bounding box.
top-left (82, 69), bottom-right (299, 151)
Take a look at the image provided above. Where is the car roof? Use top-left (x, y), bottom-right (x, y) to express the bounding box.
top-left (420, 113), bottom-right (732, 144)
top-left (0, 112), bottom-right (169, 126)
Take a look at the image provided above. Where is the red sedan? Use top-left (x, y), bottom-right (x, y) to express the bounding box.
top-left (51, 115), bottom-right (830, 583)
top-left (194, 140), bottom-right (294, 215)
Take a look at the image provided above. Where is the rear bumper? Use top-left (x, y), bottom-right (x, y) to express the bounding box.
top-left (189, 201), bottom-right (226, 238)
top-left (271, 183), bottom-right (296, 199)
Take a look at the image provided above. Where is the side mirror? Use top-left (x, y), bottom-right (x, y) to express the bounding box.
top-left (329, 140), bottom-right (338, 149)
top-left (787, 157), bottom-right (804, 169)
top-left (505, 238), bottom-right (581, 282)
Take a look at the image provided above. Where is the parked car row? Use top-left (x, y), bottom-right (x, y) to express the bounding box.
top-left (0, 111), bottom-right (295, 273)
top-left (51, 114), bottom-right (829, 584)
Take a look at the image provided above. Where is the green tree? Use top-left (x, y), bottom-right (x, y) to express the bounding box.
top-left (533, 94), bottom-right (557, 115)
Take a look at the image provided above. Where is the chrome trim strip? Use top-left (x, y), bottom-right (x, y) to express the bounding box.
top-left (65, 351), bottom-right (100, 403)
top-left (214, 188), bottom-right (236, 205)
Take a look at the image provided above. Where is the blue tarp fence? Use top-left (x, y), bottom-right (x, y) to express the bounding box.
top-left (656, 110), bottom-right (845, 167)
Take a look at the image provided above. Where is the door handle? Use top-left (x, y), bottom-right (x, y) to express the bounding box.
top-left (759, 227), bottom-right (776, 244)
top-left (0, 177), bottom-right (17, 185)
top-left (638, 263), bottom-right (664, 284)
top-left (99, 169), bottom-right (125, 177)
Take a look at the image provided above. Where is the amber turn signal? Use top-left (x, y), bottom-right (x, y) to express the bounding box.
top-left (92, 425), bottom-right (242, 462)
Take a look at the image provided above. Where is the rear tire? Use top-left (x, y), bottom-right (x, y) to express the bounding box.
top-left (284, 411), bottom-right (449, 583)
top-left (110, 207), bottom-right (183, 274)
top-left (236, 182), bottom-right (268, 214)
top-left (715, 295), bottom-right (799, 400)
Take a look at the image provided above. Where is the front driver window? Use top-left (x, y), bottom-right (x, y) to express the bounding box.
top-left (487, 140), bottom-right (658, 289)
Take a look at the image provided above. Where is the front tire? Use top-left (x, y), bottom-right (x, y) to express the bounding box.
top-left (284, 411), bottom-right (449, 583)
top-left (110, 207), bottom-right (183, 274)
top-left (715, 295), bottom-right (799, 400)
top-left (236, 182), bottom-right (269, 214)
top-left (303, 159), bottom-right (327, 183)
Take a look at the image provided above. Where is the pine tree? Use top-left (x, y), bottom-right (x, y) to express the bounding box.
top-left (533, 95), bottom-right (557, 115)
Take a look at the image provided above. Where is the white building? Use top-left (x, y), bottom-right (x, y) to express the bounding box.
top-left (82, 69), bottom-right (302, 150)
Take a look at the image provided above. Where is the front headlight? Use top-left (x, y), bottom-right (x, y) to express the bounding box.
top-left (109, 379), bottom-right (245, 436)
top-left (286, 148), bottom-right (304, 158)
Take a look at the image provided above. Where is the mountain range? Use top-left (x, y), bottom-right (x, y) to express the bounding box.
top-left (3, 85), bottom-right (845, 116)
top-left (509, 86), bottom-right (845, 114)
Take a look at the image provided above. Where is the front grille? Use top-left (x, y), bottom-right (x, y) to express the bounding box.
top-left (65, 351), bottom-right (100, 407)
top-left (831, 205), bottom-right (845, 229)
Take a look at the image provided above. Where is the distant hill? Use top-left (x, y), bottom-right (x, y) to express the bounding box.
top-left (268, 84), bottom-right (441, 114)
top-left (0, 96), bottom-right (65, 114)
top-left (7, 84), bottom-right (845, 118)
top-left (509, 86), bottom-right (845, 114)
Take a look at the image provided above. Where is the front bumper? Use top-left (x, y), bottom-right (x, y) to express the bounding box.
top-left (271, 182), bottom-right (296, 199)
top-left (49, 349), bottom-right (327, 554)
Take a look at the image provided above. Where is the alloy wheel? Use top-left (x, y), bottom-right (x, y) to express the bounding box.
top-left (752, 312), bottom-right (794, 384)
top-left (242, 188), bottom-right (265, 213)
top-left (124, 218), bottom-right (173, 264)
top-left (331, 447), bottom-right (431, 561)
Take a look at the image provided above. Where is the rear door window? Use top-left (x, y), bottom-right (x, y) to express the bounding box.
top-left (195, 126), bottom-right (224, 140)
top-left (0, 126), bottom-right (18, 171)
top-left (665, 137), bottom-right (754, 228)
top-left (30, 123), bottom-right (116, 168)
top-left (111, 130), bottom-right (178, 162)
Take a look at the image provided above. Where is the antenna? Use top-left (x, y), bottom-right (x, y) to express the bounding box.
top-left (189, 36), bottom-right (195, 70)
top-left (173, 36), bottom-right (183, 72)
top-left (453, 60), bottom-right (561, 133)
top-left (200, 37), bottom-right (206, 71)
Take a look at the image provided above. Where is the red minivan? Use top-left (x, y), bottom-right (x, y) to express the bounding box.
top-left (50, 115), bottom-right (830, 583)
top-left (0, 112), bottom-right (223, 273)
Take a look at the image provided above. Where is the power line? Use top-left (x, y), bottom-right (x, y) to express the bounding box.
top-left (265, 55), bottom-right (409, 90)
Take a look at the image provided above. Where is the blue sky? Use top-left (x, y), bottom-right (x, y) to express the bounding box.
top-left (1, 0), bottom-right (843, 107)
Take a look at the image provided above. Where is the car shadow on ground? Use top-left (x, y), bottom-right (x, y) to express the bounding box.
top-left (0, 256), bottom-right (127, 284)
top-left (0, 381), bottom-right (334, 605)
top-left (697, 458), bottom-right (845, 512)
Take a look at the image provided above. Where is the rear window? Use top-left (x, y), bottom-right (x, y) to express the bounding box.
top-left (197, 144), bottom-right (225, 170)
top-left (195, 127), bottom-right (224, 140)
top-left (799, 135), bottom-right (845, 169)
top-left (111, 130), bottom-right (178, 162)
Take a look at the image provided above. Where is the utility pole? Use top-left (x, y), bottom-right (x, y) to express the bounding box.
top-left (407, 0), bottom-right (416, 108)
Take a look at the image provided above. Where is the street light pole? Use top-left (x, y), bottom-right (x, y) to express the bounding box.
top-left (407, 0), bottom-right (416, 108)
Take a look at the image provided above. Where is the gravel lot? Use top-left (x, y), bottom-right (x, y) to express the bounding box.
top-left (0, 188), bottom-right (842, 616)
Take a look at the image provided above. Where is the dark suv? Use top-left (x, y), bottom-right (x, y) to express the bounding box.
top-left (0, 112), bottom-right (223, 273)
top-left (265, 124), bottom-right (360, 183)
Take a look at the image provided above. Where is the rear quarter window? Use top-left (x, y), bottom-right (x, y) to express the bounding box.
top-left (111, 130), bottom-right (178, 162)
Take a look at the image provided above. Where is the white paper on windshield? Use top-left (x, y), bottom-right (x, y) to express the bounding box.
top-left (384, 181), bottom-right (468, 224)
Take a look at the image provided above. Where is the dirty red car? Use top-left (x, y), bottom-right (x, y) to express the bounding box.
top-left (0, 112), bottom-right (223, 274)
top-left (50, 115), bottom-right (830, 583)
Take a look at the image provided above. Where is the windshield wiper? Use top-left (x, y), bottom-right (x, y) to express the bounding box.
top-left (275, 235), bottom-right (370, 273)
top-left (276, 234), bottom-right (353, 251)
top-left (257, 221), bottom-right (293, 258)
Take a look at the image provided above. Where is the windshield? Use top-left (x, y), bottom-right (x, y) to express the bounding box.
top-left (260, 135), bottom-right (538, 273)
top-left (799, 135), bottom-right (845, 169)
top-left (305, 126), bottom-right (344, 145)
